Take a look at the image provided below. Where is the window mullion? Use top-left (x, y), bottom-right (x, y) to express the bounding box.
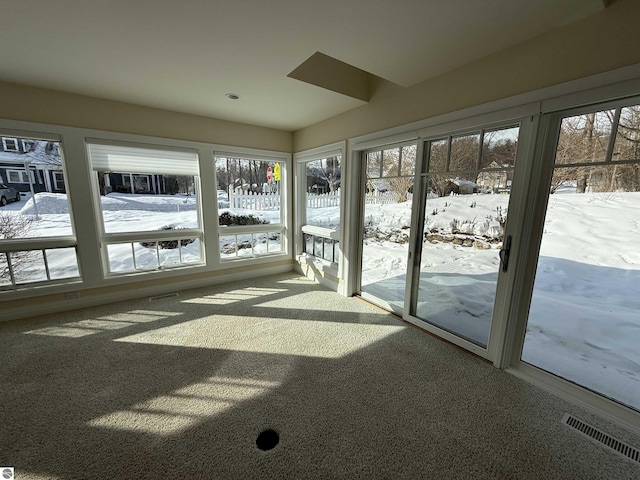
top-left (477, 129), bottom-right (485, 170)
top-left (42, 249), bottom-right (51, 280)
top-left (605, 107), bottom-right (622, 162)
top-left (5, 252), bottom-right (16, 286)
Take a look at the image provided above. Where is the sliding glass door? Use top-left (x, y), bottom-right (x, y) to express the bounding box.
top-left (521, 102), bottom-right (640, 412)
top-left (351, 93), bottom-right (640, 427)
top-left (359, 144), bottom-right (416, 314)
top-left (407, 124), bottom-right (522, 356)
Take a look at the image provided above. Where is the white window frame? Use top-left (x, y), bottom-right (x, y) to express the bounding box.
top-left (87, 139), bottom-right (205, 276)
top-left (21, 139), bottom-right (35, 151)
top-left (342, 67), bottom-right (640, 437)
top-left (6, 169), bottom-right (33, 184)
top-left (121, 173), bottom-right (152, 194)
top-left (294, 142), bottom-right (345, 288)
top-left (0, 130), bottom-right (80, 291)
top-left (0, 120), bottom-right (293, 310)
top-left (504, 96), bottom-right (640, 436)
top-left (2, 137), bottom-right (19, 152)
top-left (214, 149), bottom-right (291, 263)
top-left (53, 171), bottom-right (65, 190)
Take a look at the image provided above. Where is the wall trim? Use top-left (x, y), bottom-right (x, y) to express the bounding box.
top-left (3, 263), bottom-right (293, 323)
top-left (507, 363), bottom-right (640, 438)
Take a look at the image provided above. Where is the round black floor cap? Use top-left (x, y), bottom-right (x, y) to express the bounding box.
top-left (256, 429), bottom-right (279, 451)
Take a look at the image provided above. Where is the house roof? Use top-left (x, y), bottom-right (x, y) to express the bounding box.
top-left (0, 1), bottom-right (608, 131)
top-left (0, 141), bottom-right (61, 167)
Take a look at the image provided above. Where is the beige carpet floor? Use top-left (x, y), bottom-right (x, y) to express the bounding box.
top-left (1, 272), bottom-right (639, 479)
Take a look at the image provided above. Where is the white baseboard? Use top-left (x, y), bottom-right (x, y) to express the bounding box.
top-left (507, 363), bottom-right (640, 438)
top-left (3, 264), bottom-right (293, 322)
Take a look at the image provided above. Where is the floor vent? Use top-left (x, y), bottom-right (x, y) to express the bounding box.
top-left (562, 413), bottom-right (640, 464)
top-left (149, 292), bottom-right (179, 301)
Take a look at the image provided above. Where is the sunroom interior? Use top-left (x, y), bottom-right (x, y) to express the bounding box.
top-left (1, 0), bottom-right (640, 463)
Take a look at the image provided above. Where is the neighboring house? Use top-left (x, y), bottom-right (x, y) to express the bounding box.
top-left (0, 137), bottom-right (65, 194)
top-left (0, 137), bottom-right (190, 196)
top-left (476, 161), bottom-right (513, 193)
top-left (102, 172), bottom-right (172, 195)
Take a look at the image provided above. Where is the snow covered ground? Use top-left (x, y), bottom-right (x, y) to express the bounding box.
top-left (2, 189), bottom-right (639, 411)
top-left (361, 190), bottom-right (639, 411)
top-left (1, 192), bottom-right (282, 275)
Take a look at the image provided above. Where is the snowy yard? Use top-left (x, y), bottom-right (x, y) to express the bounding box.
top-left (362, 190), bottom-right (640, 411)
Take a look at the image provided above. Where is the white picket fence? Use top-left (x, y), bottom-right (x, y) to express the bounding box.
top-left (229, 191), bottom-right (281, 210)
top-left (306, 191), bottom-right (340, 208)
top-left (227, 189), bottom-right (410, 210)
top-left (365, 191), bottom-right (413, 205)
top-left (228, 190), bottom-right (341, 210)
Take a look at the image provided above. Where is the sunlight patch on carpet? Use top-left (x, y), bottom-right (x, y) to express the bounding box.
top-left (181, 296), bottom-right (238, 305)
top-left (24, 310), bottom-right (181, 338)
top-left (19, 472), bottom-right (62, 480)
top-left (96, 310), bottom-right (182, 322)
top-left (24, 326), bottom-right (104, 338)
top-left (88, 377), bottom-right (279, 435)
top-left (114, 317), bottom-right (406, 358)
top-left (181, 287), bottom-right (286, 306)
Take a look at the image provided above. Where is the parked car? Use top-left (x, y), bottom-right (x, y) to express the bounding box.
top-left (0, 183), bottom-right (21, 206)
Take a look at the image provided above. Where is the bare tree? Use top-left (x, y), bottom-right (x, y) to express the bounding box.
top-left (387, 177), bottom-right (411, 202)
top-left (0, 213), bottom-right (35, 283)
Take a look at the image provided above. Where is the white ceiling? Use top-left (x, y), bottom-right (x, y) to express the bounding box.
top-left (0, 0), bottom-right (606, 131)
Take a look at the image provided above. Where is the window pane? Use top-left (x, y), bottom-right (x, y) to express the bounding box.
top-left (98, 173), bottom-right (199, 234)
top-left (313, 235), bottom-right (323, 258)
top-left (613, 104), bottom-right (640, 161)
top-left (449, 134), bottom-right (480, 172)
top-left (135, 242), bottom-right (158, 270)
top-left (45, 248), bottom-right (79, 279)
top-left (555, 110), bottom-right (614, 165)
top-left (477, 169), bottom-right (513, 194)
top-left (523, 163), bottom-right (640, 411)
top-left (366, 151), bottom-right (381, 178)
top-left (268, 232), bottom-right (282, 253)
top-left (481, 126), bottom-right (519, 169)
top-left (305, 157), bottom-right (338, 194)
top-left (361, 143), bottom-right (418, 312)
top-left (13, 249), bottom-right (47, 284)
top-left (5, 250), bottom-right (43, 283)
top-left (427, 139), bottom-right (448, 173)
top-left (180, 238), bottom-right (202, 264)
top-left (304, 156), bottom-right (341, 229)
top-left (237, 234), bottom-right (254, 257)
top-left (0, 253), bottom-right (10, 286)
top-left (382, 148), bottom-right (400, 177)
top-left (219, 235), bottom-right (237, 258)
top-left (0, 139), bottom-right (72, 238)
top-left (161, 246), bottom-right (182, 267)
top-left (304, 233), bottom-right (313, 255)
top-left (3, 138), bottom-right (19, 151)
top-left (107, 244), bottom-right (135, 273)
top-left (416, 170), bottom-right (510, 347)
top-left (400, 145), bottom-right (417, 176)
top-left (323, 238), bottom-right (335, 262)
top-left (215, 157), bottom-right (282, 226)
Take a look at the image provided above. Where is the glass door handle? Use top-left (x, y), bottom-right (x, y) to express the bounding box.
top-left (499, 235), bottom-right (512, 272)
